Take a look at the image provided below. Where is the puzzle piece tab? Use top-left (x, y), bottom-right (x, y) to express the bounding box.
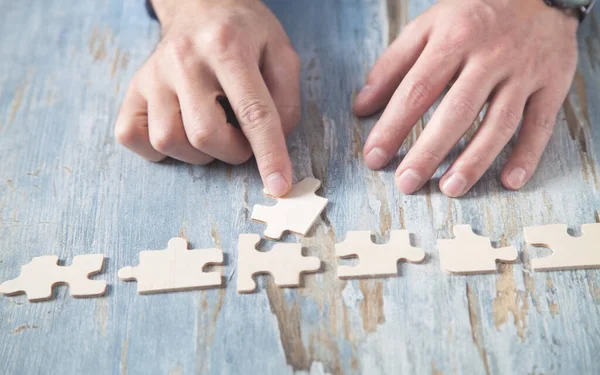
top-left (118, 237), bottom-right (223, 294)
top-left (237, 234), bottom-right (321, 293)
top-left (0, 254), bottom-right (106, 302)
top-left (336, 230), bottom-right (425, 278)
top-left (438, 225), bottom-right (518, 274)
top-left (525, 223), bottom-right (600, 271)
top-left (251, 177), bottom-right (328, 240)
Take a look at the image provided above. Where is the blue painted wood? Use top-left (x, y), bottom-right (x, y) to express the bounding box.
top-left (0, 1), bottom-right (599, 374)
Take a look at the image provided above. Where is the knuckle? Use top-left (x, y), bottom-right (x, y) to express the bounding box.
top-left (461, 151), bottom-right (488, 171)
top-left (448, 96), bottom-right (478, 122)
top-left (203, 21), bottom-right (241, 57)
top-left (493, 106), bottom-right (521, 136)
top-left (518, 146), bottom-right (540, 169)
top-left (189, 127), bottom-right (219, 150)
top-left (238, 98), bottom-right (275, 131)
top-left (255, 148), bottom-right (281, 172)
top-left (114, 123), bottom-right (136, 146)
top-left (149, 131), bottom-right (176, 154)
top-left (412, 147), bottom-right (444, 168)
top-left (166, 35), bottom-right (196, 66)
top-left (530, 117), bottom-right (554, 140)
top-left (404, 78), bottom-right (433, 110)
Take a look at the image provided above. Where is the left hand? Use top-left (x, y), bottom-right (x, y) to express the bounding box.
top-left (354, 0), bottom-right (579, 197)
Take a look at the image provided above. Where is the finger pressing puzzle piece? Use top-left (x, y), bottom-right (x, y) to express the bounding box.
top-left (524, 223), bottom-right (600, 271)
top-left (438, 225), bottom-right (518, 274)
top-left (118, 237), bottom-right (223, 294)
top-left (336, 230), bottom-right (425, 279)
top-left (251, 177), bottom-right (328, 240)
top-left (236, 234), bottom-right (321, 293)
top-left (0, 254), bottom-right (106, 302)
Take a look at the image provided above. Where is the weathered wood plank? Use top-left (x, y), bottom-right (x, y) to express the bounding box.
top-left (0, 1), bottom-right (599, 374)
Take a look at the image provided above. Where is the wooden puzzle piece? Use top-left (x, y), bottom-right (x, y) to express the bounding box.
top-left (438, 225), bottom-right (518, 274)
top-left (118, 237), bottom-right (223, 294)
top-left (236, 234), bottom-right (321, 293)
top-left (0, 254), bottom-right (106, 302)
top-left (251, 177), bottom-right (328, 240)
top-left (335, 230), bottom-right (425, 278)
top-left (524, 223), bottom-right (600, 271)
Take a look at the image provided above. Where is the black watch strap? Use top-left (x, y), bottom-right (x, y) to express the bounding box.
top-left (545, 0), bottom-right (596, 21)
top-left (145, 0), bottom-right (159, 22)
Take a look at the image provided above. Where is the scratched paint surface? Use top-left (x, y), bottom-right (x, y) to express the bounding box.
top-left (0, 1), bottom-right (599, 374)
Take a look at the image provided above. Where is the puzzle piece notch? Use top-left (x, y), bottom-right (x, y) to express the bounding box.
top-left (251, 177), bottom-right (328, 240)
top-left (525, 223), bottom-right (600, 271)
top-left (336, 230), bottom-right (425, 278)
top-left (118, 237), bottom-right (223, 294)
top-left (438, 225), bottom-right (518, 274)
top-left (0, 254), bottom-right (106, 302)
top-left (237, 234), bottom-right (321, 293)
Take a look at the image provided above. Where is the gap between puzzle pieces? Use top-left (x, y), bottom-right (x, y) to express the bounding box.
top-left (0, 254), bottom-right (106, 302)
top-left (251, 177), bottom-right (328, 240)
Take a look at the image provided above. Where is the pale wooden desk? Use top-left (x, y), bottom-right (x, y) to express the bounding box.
top-left (1, 1), bottom-right (599, 374)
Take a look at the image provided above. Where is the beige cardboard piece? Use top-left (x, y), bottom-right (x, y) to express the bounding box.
top-left (336, 230), bottom-right (425, 278)
top-left (438, 225), bottom-right (518, 274)
top-left (0, 254), bottom-right (106, 302)
top-left (525, 223), bottom-right (600, 271)
top-left (236, 234), bottom-right (321, 293)
top-left (118, 237), bottom-right (223, 294)
top-left (251, 177), bottom-right (328, 240)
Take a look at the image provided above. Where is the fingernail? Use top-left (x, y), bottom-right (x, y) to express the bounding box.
top-left (442, 173), bottom-right (468, 197)
top-left (507, 167), bottom-right (527, 189)
top-left (396, 169), bottom-right (422, 194)
top-left (365, 147), bottom-right (388, 169)
top-left (266, 173), bottom-right (289, 197)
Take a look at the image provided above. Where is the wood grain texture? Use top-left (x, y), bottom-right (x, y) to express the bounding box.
top-left (0, 0), bottom-right (599, 374)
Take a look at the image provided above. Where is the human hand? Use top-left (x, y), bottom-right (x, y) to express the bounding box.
top-left (115, 0), bottom-right (301, 196)
top-left (354, 0), bottom-right (579, 197)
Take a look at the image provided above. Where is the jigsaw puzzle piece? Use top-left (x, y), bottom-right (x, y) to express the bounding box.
top-left (118, 237), bottom-right (223, 294)
top-left (251, 177), bottom-right (328, 240)
top-left (525, 223), bottom-right (600, 271)
top-left (438, 225), bottom-right (518, 274)
top-left (0, 254), bottom-right (106, 302)
top-left (237, 234), bottom-right (321, 293)
top-left (336, 230), bottom-right (425, 278)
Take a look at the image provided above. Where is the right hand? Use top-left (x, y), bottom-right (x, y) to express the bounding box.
top-left (115, 0), bottom-right (301, 196)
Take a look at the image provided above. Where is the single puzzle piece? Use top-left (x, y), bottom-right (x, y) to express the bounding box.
top-left (251, 177), bottom-right (328, 240)
top-left (335, 230), bottom-right (425, 278)
top-left (0, 254), bottom-right (106, 302)
top-left (237, 234), bottom-right (321, 293)
top-left (118, 237), bottom-right (223, 294)
top-left (438, 225), bottom-right (518, 274)
top-left (524, 223), bottom-right (600, 271)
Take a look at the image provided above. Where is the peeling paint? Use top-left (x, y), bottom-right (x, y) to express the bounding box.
top-left (466, 284), bottom-right (491, 375)
top-left (9, 323), bottom-right (38, 334)
top-left (358, 279), bottom-right (385, 333)
top-left (492, 265), bottom-right (529, 341)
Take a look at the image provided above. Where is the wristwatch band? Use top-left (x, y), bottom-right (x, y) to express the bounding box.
top-left (145, 0), bottom-right (159, 22)
top-left (544, 0), bottom-right (596, 21)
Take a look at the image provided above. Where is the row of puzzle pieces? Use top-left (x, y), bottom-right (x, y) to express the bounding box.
top-left (1, 178), bottom-right (599, 301)
top-left (1, 223), bottom-right (599, 301)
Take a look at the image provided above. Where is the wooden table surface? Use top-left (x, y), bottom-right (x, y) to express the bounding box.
top-left (1, 1), bottom-right (599, 374)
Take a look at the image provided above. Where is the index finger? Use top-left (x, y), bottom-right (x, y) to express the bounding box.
top-left (214, 56), bottom-right (292, 197)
